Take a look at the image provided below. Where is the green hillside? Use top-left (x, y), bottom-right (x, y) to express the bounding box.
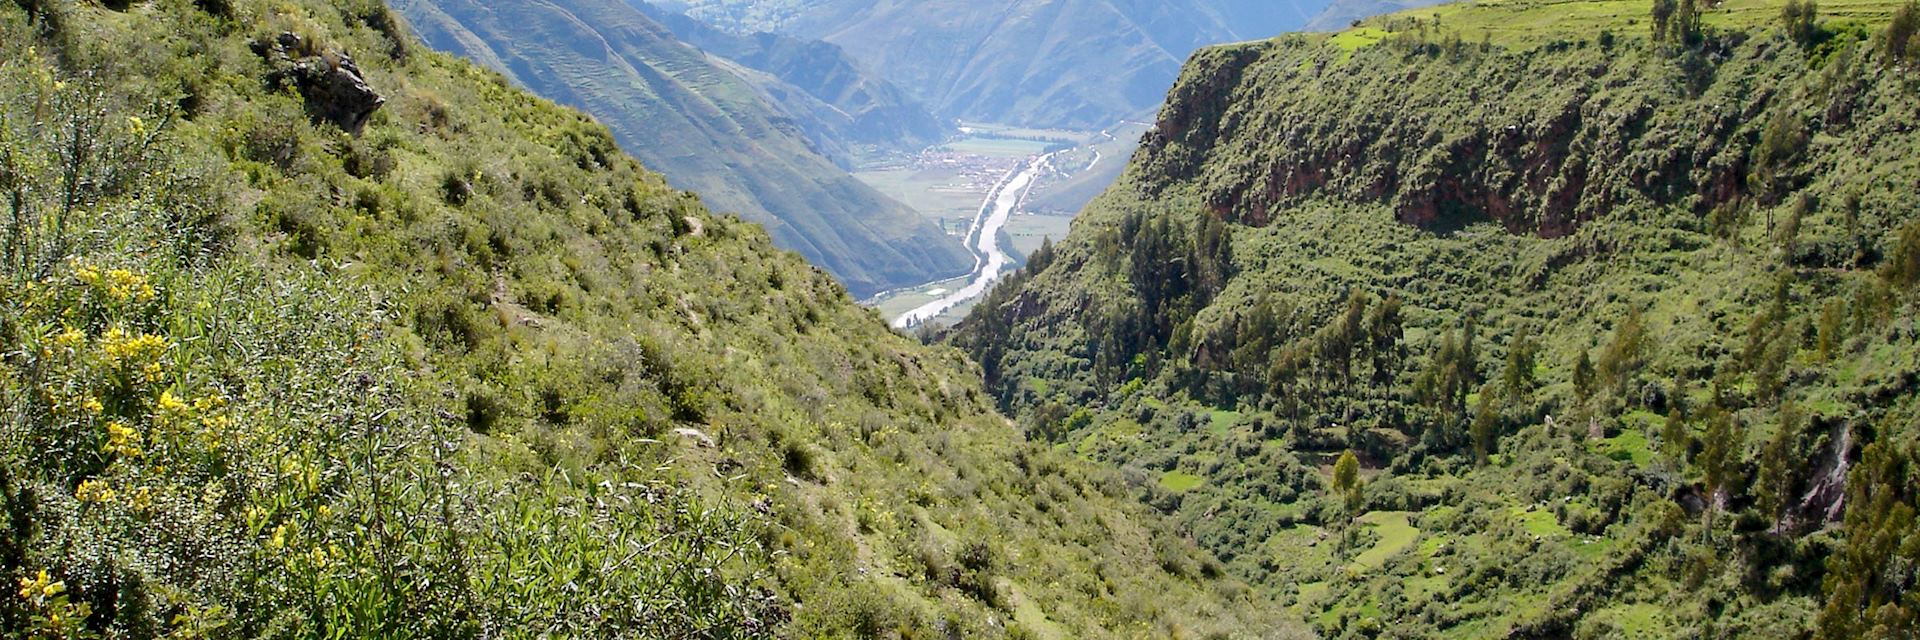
top-left (954, 0), bottom-right (1920, 637)
top-left (0, 0), bottom-right (1296, 636)
top-left (393, 0), bottom-right (969, 299)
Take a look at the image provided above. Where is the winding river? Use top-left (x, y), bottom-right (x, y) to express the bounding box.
top-left (891, 153), bottom-right (1054, 329)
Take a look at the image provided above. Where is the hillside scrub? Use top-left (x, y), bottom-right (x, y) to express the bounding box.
top-left (952, 1), bottom-right (1920, 636)
top-left (0, 0), bottom-right (1297, 636)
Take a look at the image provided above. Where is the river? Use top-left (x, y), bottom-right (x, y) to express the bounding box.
top-left (890, 153), bottom-right (1054, 328)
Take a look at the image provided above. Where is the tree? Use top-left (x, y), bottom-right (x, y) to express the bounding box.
top-left (1573, 350), bottom-right (1597, 407)
top-left (1599, 308), bottom-right (1650, 401)
top-left (1752, 108), bottom-right (1810, 204)
top-left (1502, 328), bottom-right (1539, 402)
top-left (1331, 291), bottom-right (1369, 385)
top-left (1661, 404), bottom-right (1691, 470)
top-left (1755, 404), bottom-right (1803, 528)
top-left (1652, 0), bottom-right (1678, 42)
top-left (1673, 0), bottom-right (1703, 45)
top-left (1470, 390), bottom-right (1500, 465)
top-left (1816, 297), bottom-right (1849, 361)
top-left (1883, 221), bottom-right (1920, 288)
top-left (1332, 450), bottom-right (1364, 517)
top-left (1814, 442), bottom-right (1919, 639)
top-left (1367, 294), bottom-right (1405, 385)
top-left (1699, 409), bottom-right (1742, 511)
top-left (1884, 0), bottom-right (1918, 64)
top-left (1781, 0), bottom-right (1820, 47)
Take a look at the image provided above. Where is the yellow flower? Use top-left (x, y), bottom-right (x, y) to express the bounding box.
top-left (102, 327), bottom-right (169, 365)
top-left (268, 524), bottom-right (288, 549)
top-left (71, 259), bottom-right (102, 287)
top-left (127, 116), bottom-right (146, 136)
top-left (81, 398), bottom-right (103, 415)
top-left (141, 362), bottom-right (165, 384)
top-left (51, 327), bottom-right (85, 349)
top-left (130, 487), bottom-right (153, 511)
top-left (157, 390), bottom-right (190, 415)
top-left (104, 421), bottom-right (143, 458)
top-left (17, 569), bottom-right (52, 600)
top-left (75, 479), bottom-right (114, 504)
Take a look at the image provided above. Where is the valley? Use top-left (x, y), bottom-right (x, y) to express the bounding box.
top-left (6, 0), bottom-right (1919, 637)
top-left (861, 123), bottom-right (1142, 328)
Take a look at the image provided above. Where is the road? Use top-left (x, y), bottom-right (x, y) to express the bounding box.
top-left (891, 153), bottom-right (1053, 329)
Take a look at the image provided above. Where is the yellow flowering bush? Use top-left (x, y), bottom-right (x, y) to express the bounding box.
top-left (71, 258), bottom-right (158, 304)
top-left (104, 421), bottom-right (143, 459)
top-left (74, 479), bottom-right (115, 504)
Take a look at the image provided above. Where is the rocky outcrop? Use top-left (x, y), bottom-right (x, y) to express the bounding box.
top-left (1133, 33), bottom-right (1885, 238)
top-left (253, 33), bottom-right (386, 133)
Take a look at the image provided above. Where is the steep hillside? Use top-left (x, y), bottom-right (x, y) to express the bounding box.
top-left (955, 0), bottom-right (1920, 636)
top-left (393, 0), bottom-right (968, 298)
top-left (630, 0), bottom-right (948, 156)
top-left (0, 0), bottom-right (1297, 636)
top-left (663, 0), bottom-right (1335, 129)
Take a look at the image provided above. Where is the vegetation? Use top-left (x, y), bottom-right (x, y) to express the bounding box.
top-left (952, 0), bottom-right (1920, 636)
top-left (0, 0), bottom-right (1298, 636)
top-left (394, 0), bottom-right (971, 298)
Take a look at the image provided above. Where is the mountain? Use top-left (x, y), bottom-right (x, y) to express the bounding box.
top-left (0, 0), bottom-right (1298, 635)
top-left (394, 0), bottom-right (967, 298)
top-left (665, 0), bottom-right (1335, 129)
top-left (629, 0), bottom-right (949, 157)
top-left (953, 1), bottom-right (1920, 637)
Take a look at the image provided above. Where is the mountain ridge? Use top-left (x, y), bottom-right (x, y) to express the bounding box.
top-left (665, 0), bottom-right (1335, 128)
top-left (397, 0), bottom-right (969, 298)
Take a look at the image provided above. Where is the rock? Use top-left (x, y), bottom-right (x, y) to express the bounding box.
top-left (672, 427), bottom-right (715, 448)
top-left (253, 33), bottom-right (386, 133)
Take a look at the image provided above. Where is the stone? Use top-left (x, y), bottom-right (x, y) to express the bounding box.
top-left (253, 33), bottom-right (386, 133)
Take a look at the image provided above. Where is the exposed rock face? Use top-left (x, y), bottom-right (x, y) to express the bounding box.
top-left (1797, 420), bottom-right (1854, 526)
top-left (253, 33), bottom-right (385, 133)
top-left (1135, 35), bottom-right (1853, 238)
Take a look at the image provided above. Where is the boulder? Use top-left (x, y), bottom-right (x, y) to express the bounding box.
top-left (253, 33), bottom-right (385, 133)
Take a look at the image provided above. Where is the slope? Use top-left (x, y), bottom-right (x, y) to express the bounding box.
top-left (0, 0), bottom-right (1299, 636)
top-left (953, 0), bottom-right (1920, 636)
top-left (666, 0), bottom-right (1336, 129)
top-left (630, 0), bottom-right (948, 158)
top-left (394, 0), bottom-right (968, 298)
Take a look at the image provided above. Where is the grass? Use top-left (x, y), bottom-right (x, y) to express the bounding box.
top-left (1160, 470), bottom-right (1206, 492)
top-left (1349, 0), bottom-right (1914, 49)
top-left (1209, 408), bottom-right (1242, 435)
top-left (1587, 603), bottom-right (1671, 637)
top-left (1328, 27), bottom-right (1390, 52)
top-left (1511, 506), bottom-right (1572, 538)
top-left (1591, 428), bottom-right (1654, 467)
top-left (1349, 512), bottom-right (1421, 570)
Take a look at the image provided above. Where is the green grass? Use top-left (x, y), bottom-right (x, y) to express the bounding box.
top-left (1328, 27), bottom-right (1390, 53)
top-left (1587, 603), bottom-right (1671, 638)
top-left (1160, 470), bottom-right (1206, 492)
top-left (1511, 507), bottom-right (1573, 538)
top-left (1352, 0), bottom-right (1913, 49)
top-left (1349, 512), bottom-right (1421, 570)
top-left (1209, 408), bottom-right (1242, 435)
top-left (1591, 428), bottom-right (1654, 467)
